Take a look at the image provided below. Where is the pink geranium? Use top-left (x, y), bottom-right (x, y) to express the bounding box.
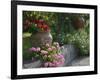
top-left (41, 50), bottom-right (48, 55)
top-left (45, 43), bottom-right (50, 47)
top-left (29, 47), bottom-right (37, 52)
top-left (51, 46), bottom-right (56, 50)
top-left (47, 48), bottom-right (52, 51)
top-left (28, 41), bottom-right (65, 67)
top-left (29, 47), bottom-right (41, 52)
top-left (48, 62), bottom-right (53, 67)
top-left (53, 42), bottom-right (59, 46)
top-left (36, 47), bottom-right (41, 51)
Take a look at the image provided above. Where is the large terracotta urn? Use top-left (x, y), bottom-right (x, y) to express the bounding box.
top-left (72, 17), bottom-right (85, 29)
top-left (31, 31), bottom-right (53, 47)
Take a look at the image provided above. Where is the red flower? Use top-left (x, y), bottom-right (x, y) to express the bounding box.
top-left (32, 20), bottom-right (45, 24)
top-left (43, 24), bottom-right (49, 31)
top-left (38, 20), bottom-right (45, 24)
top-left (30, 19), bottom-right (50, 32)
top-left (32, 20), bottom-right (38, 24)
top-left (37, 23), bottom-right (43, 28)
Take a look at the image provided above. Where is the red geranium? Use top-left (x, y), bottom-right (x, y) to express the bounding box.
top-left (32, 19), bottom-right (50, 32)
top-left (32, 20), bottom-right (45, 24)
top-left (42, 24), bottom-right (50, 31)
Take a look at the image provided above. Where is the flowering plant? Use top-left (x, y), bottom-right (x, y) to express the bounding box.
top-left (29, 42), bottom-right (65, 67)
top-left (24, 19), bottom-right (50, 33)
top-left (64, 29), bottom-right (89, 55)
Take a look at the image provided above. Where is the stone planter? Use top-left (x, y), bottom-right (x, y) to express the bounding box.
top-left (61, 44), bottom-right (79, 66)
top-left (31, 31), bottom-right (53, 47)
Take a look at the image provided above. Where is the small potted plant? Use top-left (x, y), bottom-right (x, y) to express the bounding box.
top-left (72, 16), bottom-right (85, 29)
top-left (24, 19), bottom-right (53, 47)
top-left (29, 42), bottom-right (65, 67)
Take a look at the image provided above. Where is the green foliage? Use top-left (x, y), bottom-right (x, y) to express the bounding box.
top-left (63, 28), bottom-right (89, 56)
top-left (28, 24), bottom-right (38, 33)
top-left (23, 36), bottom-right (32, 60)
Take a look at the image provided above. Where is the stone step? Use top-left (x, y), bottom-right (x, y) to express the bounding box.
top-left (61, 44), bottom-right (79, 66)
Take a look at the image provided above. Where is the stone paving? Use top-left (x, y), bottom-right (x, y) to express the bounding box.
top-left (66, 56), bottom-right (89, 66)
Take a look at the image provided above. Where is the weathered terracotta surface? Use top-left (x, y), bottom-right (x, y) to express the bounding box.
top-left (31, 31), bottom-right (53, 47)
top-left (72, 17), bottom-right (85, 29)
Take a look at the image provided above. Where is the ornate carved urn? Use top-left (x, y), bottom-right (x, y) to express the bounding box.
top-left (31, 30), bottom-right (53, 47)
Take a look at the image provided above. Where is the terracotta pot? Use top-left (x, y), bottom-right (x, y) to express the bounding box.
top-left (31, 31), bottom-right (53, 47)
top-left (72, 17), bottom-right (85, 29)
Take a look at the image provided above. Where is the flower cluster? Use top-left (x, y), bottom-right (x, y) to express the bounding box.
top-left (29, 42), bottom-right (65, 67)
top-left (43, 54), bottom-right (65, 67)
top-left (64, 29), bottom-right (89, 55)
top-left (24, 19), bottom-right (50, 33)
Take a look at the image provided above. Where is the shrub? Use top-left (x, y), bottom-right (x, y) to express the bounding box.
top-left (64, 28), bottom-right (89, 56)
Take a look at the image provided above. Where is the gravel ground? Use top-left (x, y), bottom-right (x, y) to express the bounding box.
top-left (66, 56), bottom-right (89, 66)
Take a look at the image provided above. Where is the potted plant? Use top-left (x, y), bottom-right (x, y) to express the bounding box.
top-left (29, 42), bottom-right (65, 67)
top-left (72, 16), bottom-right (85, 29)
top-left (24, 19), bottom-right (53, 47)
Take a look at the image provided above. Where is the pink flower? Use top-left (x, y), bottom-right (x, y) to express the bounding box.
top-left (48, 62), bottom-right (53, 67)
top-left (41, 50), bottom-right (48, 55)
top-left (29, 47), bottom-right (37, 52)
top-left (53, 61), bottom-right (57, 64)
top-left (57, 54), bottom-right (64, 59)
top-left (55, 62), bottom-right (60, 66)
top-left (52, 54), bottom-right (58, 58)
top-left (45, 43), bottom-right (50, 47)
top-left (44, 62), bottom-right (54, 67)
top-left (58, 57), bottom-right (65, 65)
top-left (61, 57), bottom-right (65, 62)
top-left (53, 42), bottom-right (61, 50)
top-left (56, 45), bottom-right (60, 50)
top-left (53, 60), bottom-right (64, 66)
top-left (48, 55), bottom-right (51, 58)
top-left (29, 47), bottom-right (41, 52)
top-left (47, 48), bottom-right (52, 51)
top-left (44, 55), bottom-right (48, 58)
top-left (53, 42), bottom-right (59, 46)
top-left (51, 63), bottom-right (56, 67)
top-left (52, 46), bottom-right (56, 50)
top-left (52, 61), bottom-right (59, 67)
top-left (36, 47), bottom-right (41, 52)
